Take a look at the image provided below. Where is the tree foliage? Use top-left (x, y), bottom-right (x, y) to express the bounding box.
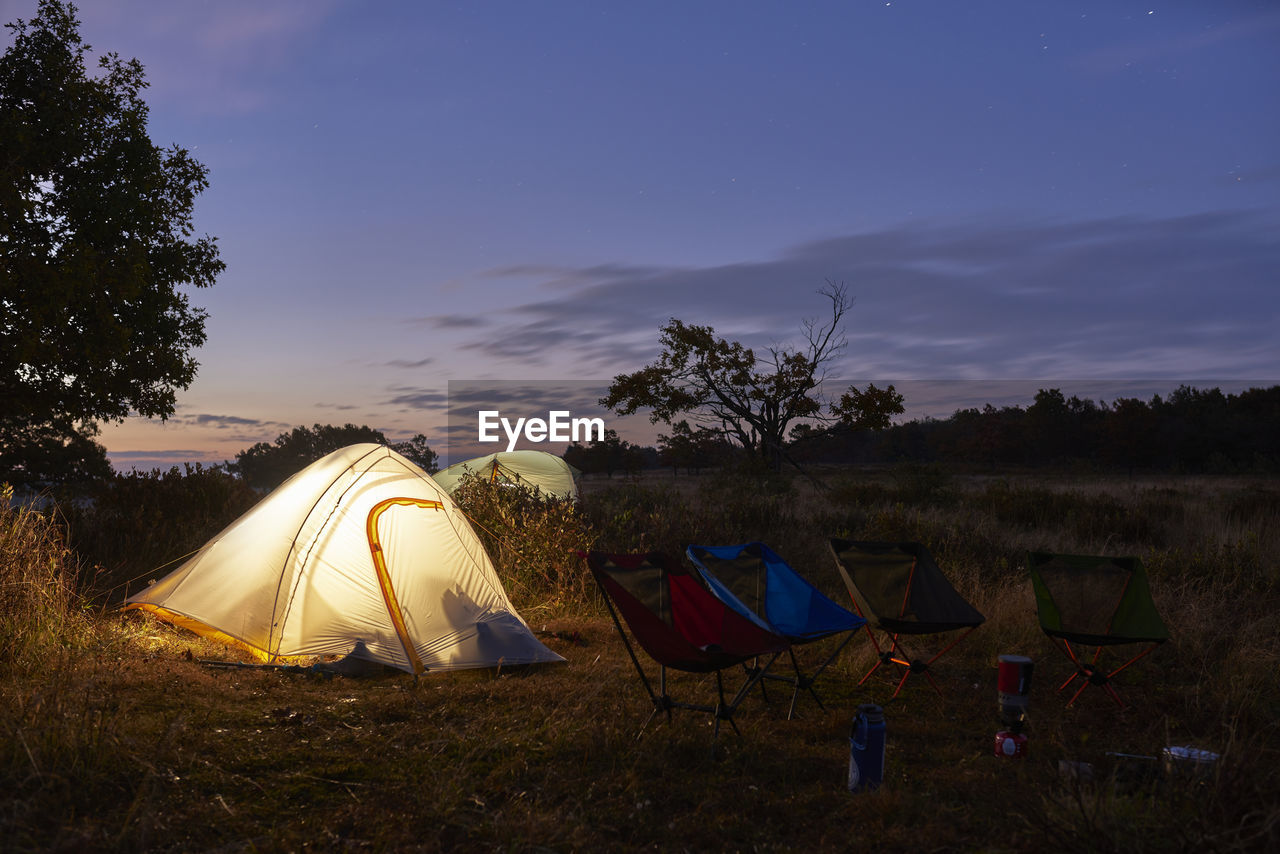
top-left (563, 429), bottom-right (648, 479)
top-left (1, 1), bottom-right (223, 484)
top-left (799, 384), bottom-right (1280, 474)
top-left (601, 282), bottom-right (904, 469)
top-left (232, 424), bottom-right (440, 491)
top-left (0, 412), bottom-right (111, 484)
top-left (391, 433), bottom-right (440, 475)
top-left (657, 419), bottom-right (730, 475)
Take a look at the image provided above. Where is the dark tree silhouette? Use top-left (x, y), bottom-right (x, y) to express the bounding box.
top-left (1, 1), bottom-right (223, 484)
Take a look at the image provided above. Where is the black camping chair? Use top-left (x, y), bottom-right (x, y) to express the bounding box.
top-left (1028, 552), bottom-right (1169, 708)
top-left (686, 542), bottom-right (865, 719)
top-left (586, 551), bottom-right (790, 752)
top-left (828, 539), bottom-right (985, 700)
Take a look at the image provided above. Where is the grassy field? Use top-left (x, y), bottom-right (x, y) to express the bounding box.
top-left (2, 469), bottom-right (1278, 852)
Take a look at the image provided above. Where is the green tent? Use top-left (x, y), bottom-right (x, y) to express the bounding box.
top-left (433, 450), bottom-right (580, 500)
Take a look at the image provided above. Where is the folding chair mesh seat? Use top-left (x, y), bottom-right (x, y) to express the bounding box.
top-left (828, 539), bottom-right (985, 699)
top-left (586, 551), bottom-right (789, 750)
top-left (686, 542), bottom-right (865, 719)
top-left (1027, 552), bottom-right (1169, 708)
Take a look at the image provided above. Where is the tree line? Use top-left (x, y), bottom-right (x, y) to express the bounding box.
top-left (855, 384), bottom-right (1280, 474)
top-left (568, 385), bottom-right (1280, 477)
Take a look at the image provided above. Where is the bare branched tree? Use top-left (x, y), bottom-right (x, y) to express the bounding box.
top-left (601, 281), bottom-right (903, 470)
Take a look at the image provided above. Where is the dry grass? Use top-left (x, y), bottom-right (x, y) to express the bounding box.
top-left (2, 470), bottom-right (1278, 852)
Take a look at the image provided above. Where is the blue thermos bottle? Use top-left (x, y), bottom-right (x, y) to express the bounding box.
top-left (848, 704), bottom-right (886, 792)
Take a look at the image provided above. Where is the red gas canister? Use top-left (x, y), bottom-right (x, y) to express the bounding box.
top-left (995, 730), bottom-right (1028, 758)
top-left (997, 654), bottom-right (1034, 727)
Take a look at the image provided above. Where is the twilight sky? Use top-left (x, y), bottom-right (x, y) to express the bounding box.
top-left (11, 0), bottom-right (1278, 469)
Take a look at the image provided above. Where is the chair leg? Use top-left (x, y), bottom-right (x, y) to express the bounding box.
top-left (857, 622), bottom-right (887, 686)
top-left (744, 656), bottom-right (772, 703)
top-left (889, 666), bottom-right (912, 700)
top-left (1057, 641), bottom-right (1139, 709)
top-left (865, 625), bottom-right (979, 699)
top-left (859, 654), bottom-right (887, 686)
top-left (780, 646), bottom-right (832, 720)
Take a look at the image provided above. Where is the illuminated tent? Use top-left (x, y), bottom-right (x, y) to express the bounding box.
top-left (124, 444), bottom-right (563, 674)
top-left (432, 450), bottom-right (580, 500)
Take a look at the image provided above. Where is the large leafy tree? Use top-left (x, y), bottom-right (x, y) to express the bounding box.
top-left (0, 1), bottom-right (223, 484)
top-left (602, 282), bottom-right (904, 470)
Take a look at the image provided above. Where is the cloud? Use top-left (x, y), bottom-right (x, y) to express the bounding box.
top-left (106, 448), bottom-right (234, 472)
top-left (404, 314), bottom-right (492, 329)
top-left (382, 358), bottom-right (434, 369)
top-left (187, 413), bottom-right (288, 430)
top-left (386, 387), bottom-right (450, 411)
top-left (444, 382), bottom-right (612, 420)
top-left (109, 449), bottom-right (220, 461)
top-left (76, 0), bottom-right (342, 115)
top-left (450, 212), bottom-right (1280, 382)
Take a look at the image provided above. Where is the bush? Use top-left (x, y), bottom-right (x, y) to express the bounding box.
top-left (0, 484), bottom-right (83, 666)
top-left (448, 475), bottom-right (596, 614)
top-left (57, 465), bottom-right (260, 603)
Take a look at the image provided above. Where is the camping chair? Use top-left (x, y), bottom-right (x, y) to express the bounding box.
top-left (686, 542), bottom-right (865, 719)
top-left (1027, 552), bottom-right (1169, 708)
top-left (828, 539), bottom-right (985, 700)
top-left (586, 551), bottom-right (790, 752)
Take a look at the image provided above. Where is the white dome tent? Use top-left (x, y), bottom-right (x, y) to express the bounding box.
top-left (125, 444), bottom-right (563, 674)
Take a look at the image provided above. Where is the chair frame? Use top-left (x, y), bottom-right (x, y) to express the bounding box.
top-left (686, 542), bottom-right (862, 719)
top-left (829, 539), bottom-right (984, 701)
top-left (856, 618), bottom-right (979, 701)
top-left (1050, 636), bottom-right (1162, 708)
top-left (587, 551), bottom-right (788, 753)
top-left (1028, 551), bottom-right (1169, 710)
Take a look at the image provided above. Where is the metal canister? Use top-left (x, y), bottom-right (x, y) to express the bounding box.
top-left (997, 654), bottom-right (1034, 727)
top-left (994, 729), bottom-right (1028, 758)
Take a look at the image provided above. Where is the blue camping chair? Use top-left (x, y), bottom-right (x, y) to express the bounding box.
top-left (686, 542), bottom-right (866, 719)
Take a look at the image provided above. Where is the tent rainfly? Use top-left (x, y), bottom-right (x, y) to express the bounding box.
top-left (432, 450), bottom-right (580, 500)
top-left (124, 444), bottom-right (563, 674)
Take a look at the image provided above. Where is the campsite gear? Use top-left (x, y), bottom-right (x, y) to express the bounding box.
top-left (125, 444), bottom-right (564, 675)
top-left (1027, 552), bottom-right (1169, 708)
top-left (433, 450), bottom-right (580, 500)
top-left (997, 654), bottom-right (1034, 727)
top-left (848, 704), bottom-right (886, 792)
top-left (1162, 747), bottom-right (1219, 780)
top-left (828, 539), bottom-right (985, 699)
top-left (994, 730), bottom-right (1028, 759)
top-left (686, 542), bottom-right (865, 719)
top-left (586, 551), bottom-right (789, 754)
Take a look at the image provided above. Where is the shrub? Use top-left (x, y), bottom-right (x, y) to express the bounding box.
top-left (448, 475), bottom-right (596, 614)
top-left (57, 464), bottom-right (260, 603)
top-left (0, 484), bottom-right (83, 666)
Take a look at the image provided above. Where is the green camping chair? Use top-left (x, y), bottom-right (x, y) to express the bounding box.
top-left (1027, 552), bottom-right (1169, 708)
top-left (828, 539), bottom-right (985, 700)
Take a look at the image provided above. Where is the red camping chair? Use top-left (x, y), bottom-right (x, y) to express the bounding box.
top-left (1028, 552), bottom-right (1170, 708)
top-left (828, 539), bottom-right (985, 700)
top-left (586, 551), bottom-right (790, 752)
